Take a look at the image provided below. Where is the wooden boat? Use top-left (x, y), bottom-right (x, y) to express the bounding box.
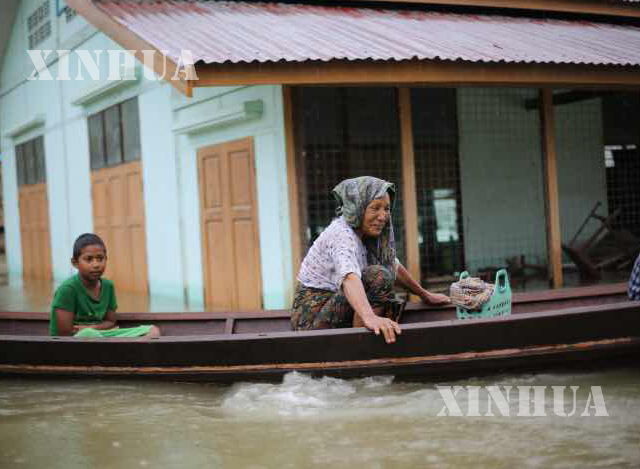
top-left (0, 283), bottom-right (638, 382)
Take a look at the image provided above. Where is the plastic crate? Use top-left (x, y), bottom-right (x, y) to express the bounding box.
top-left (455, 269), bottom-right (512, 319)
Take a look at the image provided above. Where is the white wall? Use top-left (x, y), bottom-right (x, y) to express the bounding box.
top-left (0, 145), bottom-right (22, 280)
top-left (555, 98), bottom-right (608, 245)
top-left (0, 0), bottom-right (99, 282)
top-left (138, 84), bottom-right (185, 302)
top-left (458, 88), bottom-right (548, 272)
top-left (457, 88), bottom-right (609, 273)
top-left (1, 2), bottom-right (294, 308)
top-left (173, 84), bottom-right (293, 309)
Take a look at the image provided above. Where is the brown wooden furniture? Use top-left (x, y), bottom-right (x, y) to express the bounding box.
top-left (505, 255), bottom-right (548, 288)
top-left (562, 202), bottom-right (640, 281)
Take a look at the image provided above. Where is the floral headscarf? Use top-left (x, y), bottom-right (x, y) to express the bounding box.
top-left (332, 176), bottom-right (396, 279)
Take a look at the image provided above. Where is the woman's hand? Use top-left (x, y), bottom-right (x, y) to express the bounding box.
top-left (420, 291), bottom-right (451, 306)
top-left (360, 313), bottom-right (401, 344)
top-left (395, 263), bottom-right (451, 306)
top-left (343, 273), bottom-right (401, 344)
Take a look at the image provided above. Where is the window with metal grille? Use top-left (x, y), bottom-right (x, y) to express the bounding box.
top-left (553, 90), bottom-right (639, 286)
top-left (27, 1), bottom-right (51, 49)
top-left (88, 97), bottom-right (141, 170)
top-left (602, 92), bottom-right (640, 240)
top-left (458, 88), bottom-right (549, 289)
top-left (15, 136), bottom-right (46, 187)
top-left (296, 87), bottom-right (406, 263)
top-left (411, 88), bottom-right (464, 282)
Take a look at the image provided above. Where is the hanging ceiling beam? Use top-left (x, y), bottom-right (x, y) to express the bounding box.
top-left (524, 90), bottom-right (616, 110)
top-left (341, 0), bottom-right (640, 19)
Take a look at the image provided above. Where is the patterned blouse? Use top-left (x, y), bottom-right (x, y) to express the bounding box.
top-left (298, 216), bottom-right (398, 292)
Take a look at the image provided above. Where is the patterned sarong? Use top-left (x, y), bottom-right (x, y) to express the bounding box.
top-left (291, 265), bottom-right (396, 330)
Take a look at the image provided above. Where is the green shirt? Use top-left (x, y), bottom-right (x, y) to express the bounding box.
top-left (49, 274), bottom-right (118, 336)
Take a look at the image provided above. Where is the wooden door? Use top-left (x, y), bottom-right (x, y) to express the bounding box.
top-left (18, 182), bottom-right (52, 280)
top-left (91, 160), bottom-right (148, 293)
top-left (198, 137), bottom-right (263, 311)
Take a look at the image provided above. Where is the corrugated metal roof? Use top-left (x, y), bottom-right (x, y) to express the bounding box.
top-left (96, 0), bottom-right (640, 66)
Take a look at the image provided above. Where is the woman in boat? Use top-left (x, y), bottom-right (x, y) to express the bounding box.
top-left (291, 176), bottom-right (450, 343)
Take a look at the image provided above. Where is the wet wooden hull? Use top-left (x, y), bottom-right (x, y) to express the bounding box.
top-left (0, 284), bottom-right (638, 382)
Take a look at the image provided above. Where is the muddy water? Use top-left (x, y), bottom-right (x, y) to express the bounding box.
top-left (0, 280), bottom-right (203, 313)
top-left (1, 369), bottom-right (638, 469)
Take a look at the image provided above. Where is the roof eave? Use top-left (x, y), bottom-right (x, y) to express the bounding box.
top-left (343, 0), bottom-right (640, 19)
top-left (193, 59), bottom-right (640, 88)
top-left (66, 1), bottom-right (640, 95)
top-left (65, 0), bottom-right (194, 97)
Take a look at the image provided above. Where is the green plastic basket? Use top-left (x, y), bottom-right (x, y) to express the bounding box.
top-left (455, 269), bottom-right (512, 319)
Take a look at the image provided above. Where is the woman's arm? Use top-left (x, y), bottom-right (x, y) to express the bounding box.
top-left (342, 273), bottom-right (401, 343)
top-left (395, 263), bottom-right (450, 305)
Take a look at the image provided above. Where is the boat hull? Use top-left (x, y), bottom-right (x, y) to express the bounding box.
top-left (1, 296), bottom-right (638, 382)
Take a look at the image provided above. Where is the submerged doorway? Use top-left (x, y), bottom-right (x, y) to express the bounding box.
top-left (88, 97), bottom-right (148, 294)
top-left (91, 161), bottom-right (149, 294)
top-left (198, 137), bottom-right (263, 311)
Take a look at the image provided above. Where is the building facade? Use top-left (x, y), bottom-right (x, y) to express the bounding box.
top-left (1, 0), bottom-right (294, 310)
top-left (1, 0), bottom-right (639, 311)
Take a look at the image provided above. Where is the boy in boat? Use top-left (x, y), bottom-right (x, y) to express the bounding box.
top-left (49, 233), bottom-right (160, 338)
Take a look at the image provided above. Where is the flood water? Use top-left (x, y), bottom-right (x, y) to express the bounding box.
top-left (0, 279), bottom-right (205, 313)
top-left (1, 268), bottom-right (638, 467)
top-left (1, 369), bottom-right (638, 469)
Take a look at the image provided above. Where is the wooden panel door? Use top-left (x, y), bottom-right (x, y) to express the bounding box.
top-left (18, 183), bottom-right (52, 280)
top-left (198, 137), bottom-right (263, 311)
top-left (91, 160), bottom-right (148, 294)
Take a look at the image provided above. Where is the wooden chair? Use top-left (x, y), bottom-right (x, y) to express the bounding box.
top-left (505, 255), bottom-right (548, 288)
top-left (562, 201), bottom-right (640, 281)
